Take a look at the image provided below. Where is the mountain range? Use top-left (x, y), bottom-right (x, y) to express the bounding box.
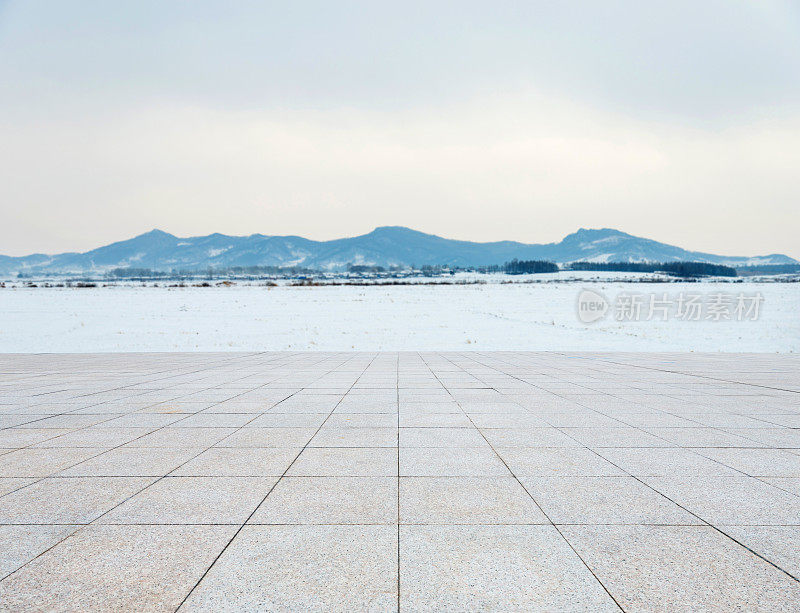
top-left (1, 226), bottom-right (795, 275)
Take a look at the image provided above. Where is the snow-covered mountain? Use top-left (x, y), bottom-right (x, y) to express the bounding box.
top-left (1, 227), bottom-right (795, 275)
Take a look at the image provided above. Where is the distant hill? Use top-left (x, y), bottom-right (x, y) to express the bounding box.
top-left (1, 226), bottom-right (795, 275)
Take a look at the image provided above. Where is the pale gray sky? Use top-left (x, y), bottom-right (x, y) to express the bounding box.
top-left (1, 0), bottom-right (799, 257)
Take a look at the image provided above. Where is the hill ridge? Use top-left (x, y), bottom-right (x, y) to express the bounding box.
top-left (0, 226), bottom-right (795, 274)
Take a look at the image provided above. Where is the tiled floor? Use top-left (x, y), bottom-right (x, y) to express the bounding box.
top-left (0, 351), bottom-right (799, 611)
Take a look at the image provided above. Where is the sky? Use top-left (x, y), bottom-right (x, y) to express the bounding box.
top-left (1, 1), bottom-right (799, 258)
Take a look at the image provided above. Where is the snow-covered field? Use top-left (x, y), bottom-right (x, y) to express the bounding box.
top-left (0, 282), bottom-right (797, 352)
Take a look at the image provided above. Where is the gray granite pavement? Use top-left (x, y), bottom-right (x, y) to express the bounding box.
top-left (0, 352), bottom-right (799, 611)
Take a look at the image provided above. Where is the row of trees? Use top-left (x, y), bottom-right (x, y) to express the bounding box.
top-left (503, 259), bottom-right (560, 274)
top-left (102, 259), bottom-right (739, 279)
top-left (735, 264), bottom-right (800, 276)
top-left (568, 261), bottom-right (736, 277)
top-left (105, 265), bottom-right (316, 279)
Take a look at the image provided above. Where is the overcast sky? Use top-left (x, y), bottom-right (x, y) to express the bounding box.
top-left (1, 0), bottom-right (799, 258)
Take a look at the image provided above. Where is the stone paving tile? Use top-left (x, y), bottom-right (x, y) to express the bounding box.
top-left (58, 447), bottom-right (202, 477)
top-left (561, 525), bottom-right (800, 612)
top-left (400, 477), bottom-right (547, 524)
top-left (325, 413), bottom-right (398, 428)
top-left (398, 412), bottom-right (473, 427)
top-left (0, 428), bottom-right (75, 448)
top-left (100, 476), bottom-right (278, 525)
top-left (644, 426), bottom-right (765, 448)
top-left (167, 413), bottom-right (254, 428)
top-left (1, 351), bottom-right (799, 610)
top-left (594, 447), bottom-right (740, 476)
top-left (0, 476), bottom-right (155, 524)
top-left (123, 427), bottom-right (235, 448)
top-left (0, 525), bottom-right (235, 611)
top-left (400, 446), bottom-right (509, 477)
top-left (518, 476), bottom-right (701, 525)
top-left (725, 428), bottom-right (800, 448)
top-left (30, 427), bottom-right (155, 448)
top-left (480, 426), bottom-right (581, 447)
top-left (497, 446), bottom-right (626, 476)
top-left (0, 525), bottom-right (80, 578)
top-left (696, 448), bottom-right (800, 477)
top-left (310, 427), bottom-right (398, 448)
top-left (562, 426), bottom-right (674, 448)
top-left (102, 413), bottom-right (185, 428)
top-left (245, 412), bottom-right (328, 428)
top-left (719, 525), bottom-right (800, 579)
top-left (640, 475), bottom-right (800, 525)
top-left (213, 427), bottom-right (317, 448)
top-left (0, 415), bottom-right (44, 428)
top-left (287, 447), bottom-right (398, 476)
top-left (759, 414), bottom-right (800, 428)
top-left (0, 478), bottom-right (35, 497)
top-left (399, 427), bottom-right (487, 448)
top-left (0, 448), bottom-right (105, 478)
top-left (400, 525), bottom-right (619, 611)
top-left (181, 525), bottom-right (397, 611)
top-left (763, 477), bottom-right (800, 496)
top-left (468, 413), bottom-right (548, 428)
top-left (172, 447), bottom-right (301, 476)
top-left (250, 476), bottom-right (397, 524)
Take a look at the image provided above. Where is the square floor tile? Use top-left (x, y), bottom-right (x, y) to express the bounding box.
top-left (123, 427), bottom-right (235, 448)
top-left (0, 476), bottom-right (154, 524)
top-left (640, 475), bottom-right (800, 525)
top-left (0, 448), bottom-right (104, 478)
top-left (215, 428), bottom-right (316, 448)
top-left (287, 448), bottom-right (397, 476)
top-left (562, 427), bottom-right (672, 448)
top-left (324, 414), bottom-right (397, 428)
top-left (400, 525), bottom-right (618, 611)
top-left (400, 447), bottom-right (509, 477)
top-left (0, 525), bottom-right (235, 611)
top-left (31, 428), bottom-right (154, 448)
top-left (103, 413), bottom-right (185, 428)
top-left (697, 448), bottom-right (800, 477)
top-left (0, 478), bottom-right (35, 497)
top-left (181, 525), bottom-right (397, 610)
top-left (497, 447), bottom-right (624, 476)
top-left (310, 427), bottom-right (398, 448)
top-left (595, 447), bottom-right (739, 476)
top-left (0, 525), bottom-right (79, 578)
top-left (480, 427), bottom-right (580, 448)
top-left (400, 477), bottom-right (547, 524)
top-left (719, 525), bottom-right (800, 579)
top-left (58, 447), bottom-right (202, 477)
top-left (100, 476), bottom-right (277, 524)
top-left (246, 413), bottom-right (328, 428)
top-left (250, 476), bottom-right (396, 524)
top-left (519, 476), bottom-right (700, 525)
top-left (0, 429), bottom-right (74, 448)
top-left (646, 427), bottom-right (762, 448)
top-left (561, 525), bottom-right (800, 611)
top-left (399, 413), bottom-right (472, 427)
top-left (173, 448), bottom-right (301, 477)
top-left (762, 477), bottom-right (800, 497)
top-left (399, 427), bottom-right (486, 448)
top-left (168, 413), bottom-right (253, 428)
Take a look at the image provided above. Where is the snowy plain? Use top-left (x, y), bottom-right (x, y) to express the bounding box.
top-left (0, 280), bottom-right (797, 352)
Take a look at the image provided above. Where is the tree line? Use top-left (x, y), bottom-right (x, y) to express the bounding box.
top-left (503, 259), bottom-right (560, 274)
top-left (102, 259), bottom-right (738, 279)
top-left (568, 261), bottom-right (736, 277)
